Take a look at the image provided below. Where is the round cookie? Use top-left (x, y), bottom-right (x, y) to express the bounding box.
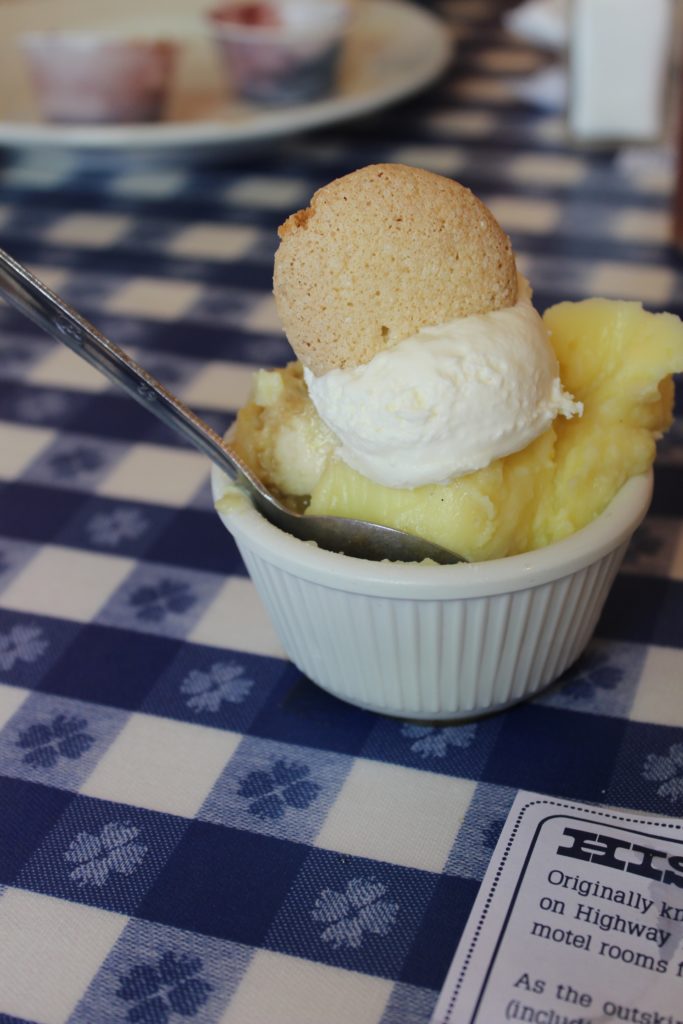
top-left (273, 163), bottom-right (518, 376)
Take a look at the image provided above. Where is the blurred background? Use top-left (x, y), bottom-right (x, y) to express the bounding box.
top-left (1, 0), bottom-right (681, 271)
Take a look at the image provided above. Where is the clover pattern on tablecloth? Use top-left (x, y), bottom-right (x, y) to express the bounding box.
top-left (48, 446), bottom-right (105, 479)
top-left (15, 391), bottom-right (71, 423)
top-left (180, 662), bottom-right (253, 714)
top-left (0, 622), bottom-right (49, 670)
top-left (116, 950), bottom-right (213, 1023)
top-left (560, 649), bottom-right (623, 701)
top-left (642, 742), bottom-right (683, 803)
top-left (400, 722), bottom-right (477, 758)
top-left (237, 759), bottom-right (321, 820)
top-left (64, 821), bottom-right (147, 887)
top-left (128, 579), bottom-right (196, 623)
top-left (87, 507), bottom-right (150, 547)
top-left (312, 877), bottom-right (399, 950)
top-left (16, 713), bottom-right (94, 768)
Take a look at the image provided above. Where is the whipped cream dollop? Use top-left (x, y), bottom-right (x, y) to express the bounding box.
top-left (303, 295), bottom-right (582, 489)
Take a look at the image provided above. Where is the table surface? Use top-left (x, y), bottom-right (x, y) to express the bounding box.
top-left (0, 3), bottom-right (681, 1023)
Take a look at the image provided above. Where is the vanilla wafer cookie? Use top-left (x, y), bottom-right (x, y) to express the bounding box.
top-left (273, 163), bottom-right (518, 376)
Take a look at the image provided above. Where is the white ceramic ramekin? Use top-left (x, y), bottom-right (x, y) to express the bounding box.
top-left (212, 467), bottom-right (652, 720)
top-left (21, 32), bottom-right (178, 123)
top-left (207, 0), bottom-right (350, 105)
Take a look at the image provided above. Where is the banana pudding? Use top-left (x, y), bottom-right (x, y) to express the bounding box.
top-left (230, 164), bottom-right (683, 562)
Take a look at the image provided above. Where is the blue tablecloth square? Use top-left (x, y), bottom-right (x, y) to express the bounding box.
top-left (265, 848), bottom-right (438, 979)
top-left (16, 794), bottom-right (188, 915)
top-left (138, 821), bottom-right (310, 945)
top-left (599, 575), bottom-right (683, 647)
top-left (143, 508), bottom-right (243, 576)
top-left (484, 704), bottom-right (628, 801)
top-left (20, 433), bottom-right (127, 493)
top-left (398, 874), bottom-right (481, 990)
top-left (56, 496), bottom-right (175, 559)
top-left (0, 612), bottom-right (83, 691)
top-left (121, 219), bottom-right (184, 252)
top-left (199, 735), bottom-right (353, 842)
top-left (648, 461), bottom-right (683, 515)
top-left (39, 624), bottom-right (182, 711)
top-left (94, 315), bottom-right (156, 351)
top-left (249, 674), bottom-right (378, 756)
top-left (0, 777), bottom-right (73, 883)
top-left (0, 380), bottom-right (90, 431)
top-left (444, 781), bottom-right (517, 881)
top-left (379, 982), bottom-right (439, 1024)
top-left (620, 517), bottom-right (680, 577)
top-left (0, 691), bottom-right (127, 793)
top-left (127, 351), bottom-right (202, 392)
top-left (95, 564), bottom-right (224, 641)
top-left (361, 714), bottom-right (502, 779)
top-left (70, 918), bottom-right (253, 1024)
top-left (186, 284), bottom-right (264, 330)
top-left (187, 476), bottom-right (219, 514)
top-left (65, 392), bottom-right (191, 448)
top-left (143, 643), bottom-right (286, 733)
top-left (0, 484), bottom-right (87, 545)
top-left (0, 330), bottom-right (51, 380)
top-left (604, 720), bottom-right (683, 815)
top-left (0, 539), bottom-right (41, 594)
top-left (534, 638), bottom-right (645, 718)
top-left (220, 330), bottom-right (291, 368)
top-left (144, 647), bottom-right (297, 734)
top-left (3, 206), bottom-right (65, 235)
top-left (58, 269), bottom-right (133, 312)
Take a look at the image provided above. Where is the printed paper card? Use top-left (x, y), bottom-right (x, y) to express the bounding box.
top-left (432, 791), bottom-right (683, 1024)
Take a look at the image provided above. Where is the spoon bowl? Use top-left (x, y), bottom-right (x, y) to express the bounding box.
top-left (0, 247), bottom-right (464, 565)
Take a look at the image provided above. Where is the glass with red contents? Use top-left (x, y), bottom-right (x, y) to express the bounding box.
top-left (21, 31), bottom-right (178, 123)
top-left (207, 0), bottom-right (350, 105)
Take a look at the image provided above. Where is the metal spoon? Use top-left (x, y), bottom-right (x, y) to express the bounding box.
top-left (0, 248), bottom-right (464, 564)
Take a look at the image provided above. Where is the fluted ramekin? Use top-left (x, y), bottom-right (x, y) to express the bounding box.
top-left (212, 467), bottom-right (652, 719)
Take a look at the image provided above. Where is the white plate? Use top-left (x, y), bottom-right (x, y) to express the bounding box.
top-left (0, 0), bottom-right (452, 154)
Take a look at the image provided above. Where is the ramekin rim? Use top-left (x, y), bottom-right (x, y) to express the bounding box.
top-left (211, 466), bottom-right (652, 598)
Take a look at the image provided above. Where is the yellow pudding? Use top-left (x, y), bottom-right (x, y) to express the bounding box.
top-left (233, 298), bottom-right (683, 562)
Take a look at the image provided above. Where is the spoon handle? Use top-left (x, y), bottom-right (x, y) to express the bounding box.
top-left (0, 247), bottom-right (264, 496)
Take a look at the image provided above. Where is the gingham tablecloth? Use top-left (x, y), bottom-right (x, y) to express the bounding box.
top-left (0, 3), bottom-right (681, 1022)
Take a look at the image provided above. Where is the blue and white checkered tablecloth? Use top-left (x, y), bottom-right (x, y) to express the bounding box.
top-left (0, 3), bottom-right (681, 1022)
